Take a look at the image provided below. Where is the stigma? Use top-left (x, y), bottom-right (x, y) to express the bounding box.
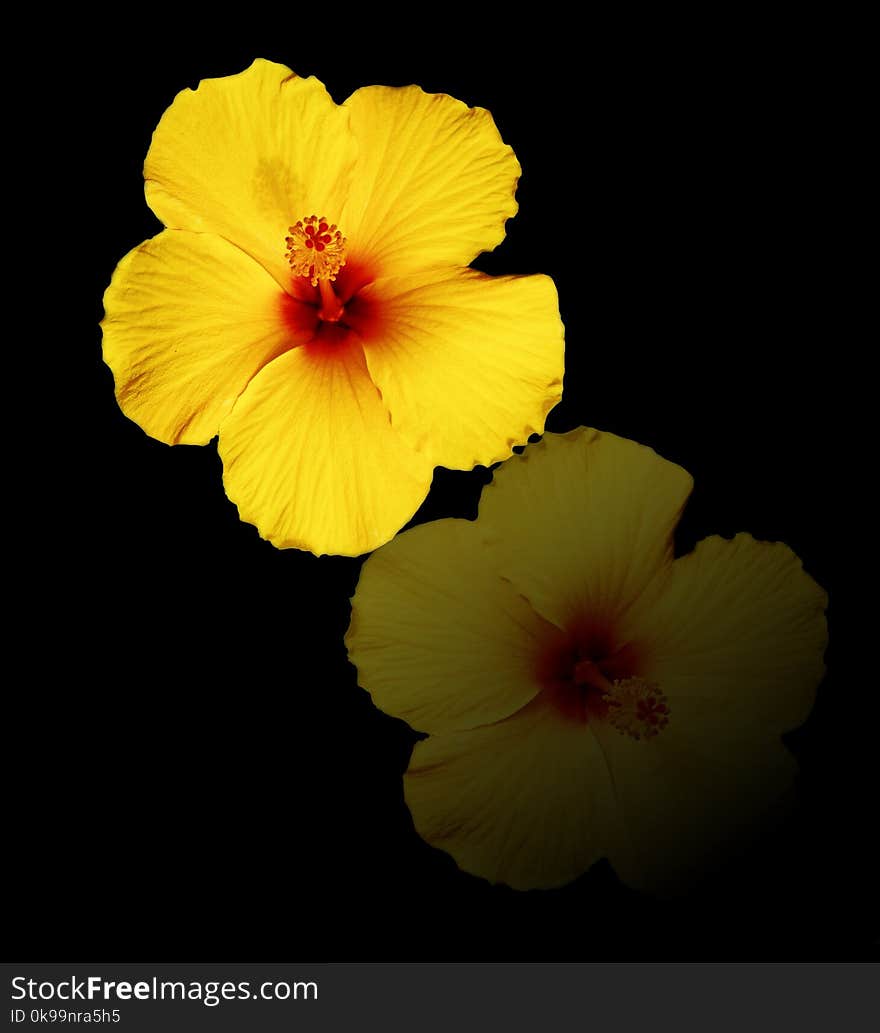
top-left (604, 677), bottom-right (670, 741)
top-left (285, 215), bottom-right (347, 287)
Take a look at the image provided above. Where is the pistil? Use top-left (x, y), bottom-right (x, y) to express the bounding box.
top-left (573, 659), bottom-right (614, 694)
top-left (317, 278), bottom-right (345, 322)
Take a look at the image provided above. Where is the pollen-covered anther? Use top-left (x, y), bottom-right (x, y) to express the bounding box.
top-left (604, 677), bottom-right (670, 741)
top-left (285, 215), bottom-right (347, 286)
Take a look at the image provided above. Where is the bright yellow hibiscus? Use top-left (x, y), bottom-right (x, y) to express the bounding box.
top-left (101, 60), bottom-right (564, 556)
top-left (346, 428), bottom-right (828, 892)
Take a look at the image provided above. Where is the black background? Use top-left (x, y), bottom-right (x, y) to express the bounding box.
top-left (12, 16), bottom-right (872, 961)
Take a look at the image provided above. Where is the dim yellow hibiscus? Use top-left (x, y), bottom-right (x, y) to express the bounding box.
top-left (347, 428), bottom-right (828, 892)
top-left (101, 60), bottom-right (563, 556)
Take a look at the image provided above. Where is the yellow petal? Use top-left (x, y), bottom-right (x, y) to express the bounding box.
top-left (586, 533), bottom-right (827, 892)
top-left (478, 429), bottom-right (694, 630)
top-left (145, 60), bottom-right (357, 290)
top-left (348, 269), bottom-right (564, 469)
top-left (101, 230), bottom-right (303, 445)
top-left (405, 699), bottom-right (623, 890)
top-left (217, 332), bottom-right (434, 556)
top-left (626, 533), bottom-right (828, 737)
top-left (347, 519), bottom-right (558, 735)
top-left (340, 85), bottom-right (519, 276)
top-left (591, 716), bottom-right (801, 894)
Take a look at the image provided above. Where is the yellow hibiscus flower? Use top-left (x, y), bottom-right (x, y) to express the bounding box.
top-left (100, 59), bottom-right (564, 556)
top-left (346, 427), bottom-right (828, 892)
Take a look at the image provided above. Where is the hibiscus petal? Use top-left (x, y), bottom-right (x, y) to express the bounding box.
top-left (477, 429), bottom-right (694, 630)
top-left (217, 333), bottom-right (434, 556)
top-left (405, 698), bottom-right (623, 891)
top-left (591, 715), bottom-right (802, 894)
top-left (626, 533), bottom-right (828, 736)
top-left (101, 230), bottom-right (306, 445)
top-left (145, 59), bottom-right (357, 291)
top-left (341, 85), bottom-right (520, 276)
top-left (586, 534), bottom-right (827, 892)
top-left (347, 519), bottom-right (558, 735)
top-left (348, 269), bottom-right (564, 469)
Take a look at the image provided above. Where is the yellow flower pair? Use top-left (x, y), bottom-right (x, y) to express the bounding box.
top-left (101, 61), bottom-right (827, 893)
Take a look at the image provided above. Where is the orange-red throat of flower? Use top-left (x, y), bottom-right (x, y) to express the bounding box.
top-left (285, 215), bottom-right (347, 322)
top-left (538, 626), bottom-right (670, 741)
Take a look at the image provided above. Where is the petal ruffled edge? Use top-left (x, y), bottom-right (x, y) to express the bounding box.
top-left (347, 518), bottom-right (559, 734)
top-left (347, 268), bottom-right (564, 469)
top-left (624, 532), bottom-right (828, 737)
top-left (101, 229), bottom-right (303, 446)
top-left (340, 84), bottom-right (520, 276)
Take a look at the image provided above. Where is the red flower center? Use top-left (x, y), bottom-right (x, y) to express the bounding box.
top-left (536, 620), bottom-right (669, 739)
top-left (279, 238), bottom-right (380, 351)
top-left (284, 215), bottom-right (355, 325)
